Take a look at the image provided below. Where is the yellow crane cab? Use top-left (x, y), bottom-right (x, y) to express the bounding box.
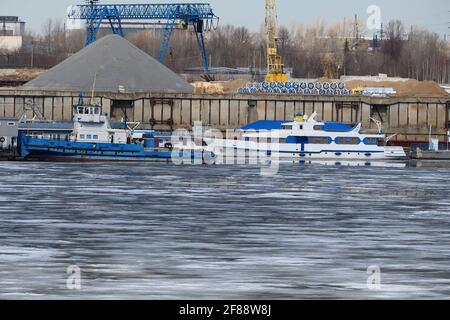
top-left (352, 86), bottom-right (365, 95)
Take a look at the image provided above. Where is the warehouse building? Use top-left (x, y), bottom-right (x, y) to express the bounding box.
top-left (0, 16), bottom-right (25, 52)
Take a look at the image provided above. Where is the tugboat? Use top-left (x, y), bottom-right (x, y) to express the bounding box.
top-left (205, 112), bottom-right (406, 160)
top-left (18, 102), bottom-right (215, 162)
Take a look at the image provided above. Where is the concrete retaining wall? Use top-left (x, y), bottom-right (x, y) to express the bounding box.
top-left (1, 89), bottom-right (449, 143)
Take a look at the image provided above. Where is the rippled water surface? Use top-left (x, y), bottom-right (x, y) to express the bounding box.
top-left (1, 161), bottom-right (450, 299)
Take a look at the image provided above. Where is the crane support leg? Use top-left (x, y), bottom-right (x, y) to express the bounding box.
top-left (193, 20), bottom-right (209, 73)
top-left (159, 20), bottom-right (176, 64)
top-left (106, 7), bottom-right (124, 37)
top-left (86, 9), bottom-right (105, 46)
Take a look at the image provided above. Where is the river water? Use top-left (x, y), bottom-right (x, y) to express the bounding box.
top-left (0, 161), bottom-right (450, 299)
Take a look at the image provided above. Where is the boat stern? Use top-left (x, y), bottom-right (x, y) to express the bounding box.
top-left (384, 146), bottom-right (407, 159)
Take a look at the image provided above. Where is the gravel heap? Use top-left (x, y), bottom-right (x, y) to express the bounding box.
top-left (22, 35), bottom-right (193, 94)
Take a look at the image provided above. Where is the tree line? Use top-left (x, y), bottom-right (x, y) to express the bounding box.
top-left (1, 18), bottom-right (449, 83)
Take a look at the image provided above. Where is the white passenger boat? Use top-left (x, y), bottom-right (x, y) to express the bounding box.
top-left (206, 113), bottom-right (406, 160)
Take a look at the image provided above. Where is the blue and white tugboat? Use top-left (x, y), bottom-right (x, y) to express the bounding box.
top-left (18, 103), bottom-right (215, 162)
top-left (206, 113), bottom-right (406, 160)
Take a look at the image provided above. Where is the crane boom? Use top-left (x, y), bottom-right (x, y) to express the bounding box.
top-left (265, 0), bottom-right (288, 82)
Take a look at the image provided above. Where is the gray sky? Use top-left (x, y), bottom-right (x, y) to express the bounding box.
top-left (1, 0), bottom-right (449, 37)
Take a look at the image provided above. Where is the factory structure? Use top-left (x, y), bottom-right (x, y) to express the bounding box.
top-left (0, 2), bottom-right (449, 148)
top-left (0, 16), bottom-right (25, 52)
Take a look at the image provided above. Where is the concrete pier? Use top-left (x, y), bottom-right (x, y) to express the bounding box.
top-left (1, 89), bottom-right (449, 144)
top-left (411, 149), bottom-right (450, 160)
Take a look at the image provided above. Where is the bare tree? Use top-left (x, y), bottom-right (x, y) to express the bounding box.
top-left (3, 17), bottom-right (449, 84)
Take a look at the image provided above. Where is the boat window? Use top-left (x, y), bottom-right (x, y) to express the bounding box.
top-left (313, 125), bottom-right (324, 131)
top-left (279, 138), bottom-right (286, 144)
top-left (282, 125), bottom-right (293, 130)
top-left (310, 137), bottom-right (330, 144)
top-left (94, 108), bottom-right (100, 115)
top-left (364, 138), bottom-right (378, 145)
top-left (7, 122), bottom-right (15, 126)
top-left (336, 137), bottom-right (360, 145)
top-left (93, 135), bottom-right (99, 140)
top-left (80, 134), bottom-right (85, 139)
top-left (86, 135), bottom-right (92, 139)
top-left (378, 138), bottom-right (385, 146)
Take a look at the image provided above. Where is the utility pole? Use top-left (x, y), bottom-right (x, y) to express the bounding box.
top-left (343, 17), bottom-right (346, 38)
top-left (1, 18), bottom-right (6, 36)
top-left (380, 23), bottom-right (384, 41)
top-left (354, 14), bottom-right (359, 42)
top-left (30, 45), bottom-right (34, 68)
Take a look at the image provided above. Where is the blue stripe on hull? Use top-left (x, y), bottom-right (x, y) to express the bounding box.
top-left (232, 147), bottom-right (384, 154)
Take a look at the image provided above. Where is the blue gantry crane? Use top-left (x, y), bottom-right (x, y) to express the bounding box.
top-left (67, 1), bottom-right (219, 72)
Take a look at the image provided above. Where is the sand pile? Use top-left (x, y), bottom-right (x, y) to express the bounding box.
top-left (345, 79), bottom-right (448, 97)
top-left (194, 79), bottom-right (248, 95)
top-left (0, 69), bottom-right (45, 82)
top-left (316, 77), bottom-right (334, 83)
top-left (220, 79), bottom-right (248, 93)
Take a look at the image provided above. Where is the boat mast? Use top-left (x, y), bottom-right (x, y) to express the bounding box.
top-left (90, 72), bottom-right (97, 105)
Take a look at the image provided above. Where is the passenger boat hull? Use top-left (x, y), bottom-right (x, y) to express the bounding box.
top-left (207, 140), bottom-right (406, 161)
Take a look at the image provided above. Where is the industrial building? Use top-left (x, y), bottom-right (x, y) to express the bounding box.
top-left (0, 16), bottom-right (25, 52)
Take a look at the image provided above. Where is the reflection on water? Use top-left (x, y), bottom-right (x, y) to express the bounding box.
top-left (1, 161), bottom-right (450, 299)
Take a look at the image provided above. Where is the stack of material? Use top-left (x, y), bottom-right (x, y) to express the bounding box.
top-left (194, 82), bottom-right (224, 95)
top-left (341, 74), bottom-right (408, 83)
top-left (21, 35), bottom-right (193, 94)
top-left (345, 79), bottom-right (448, 97)
top-left (0, 69), bottom-right (45, 87)
top-left (441, 85), bottom-right (450, 95)
top-left (193, 79), bottom-right (248, 95)
top-left (238, 81), bottom-right (351, 95)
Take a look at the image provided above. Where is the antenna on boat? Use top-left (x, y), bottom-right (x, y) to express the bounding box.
top-left (90, 72), bottom-right (97, 105)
